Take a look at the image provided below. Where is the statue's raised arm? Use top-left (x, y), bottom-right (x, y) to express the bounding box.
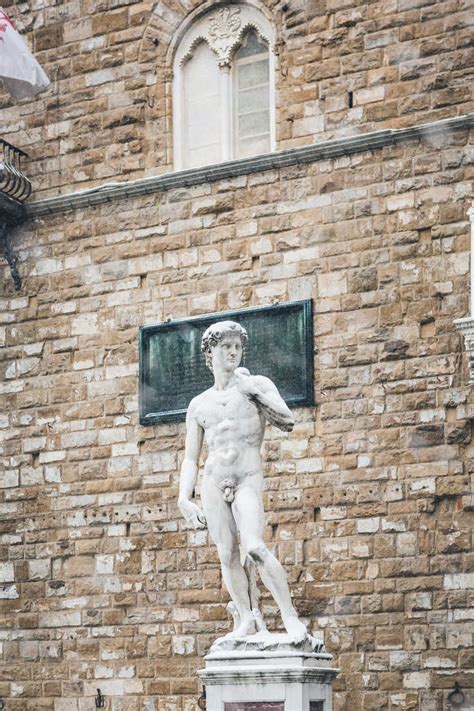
top-left (233, 369), bottom-right (295, 432)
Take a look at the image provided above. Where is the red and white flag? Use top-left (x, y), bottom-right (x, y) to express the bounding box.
top-left (0, 9), bottom-right (50, 99)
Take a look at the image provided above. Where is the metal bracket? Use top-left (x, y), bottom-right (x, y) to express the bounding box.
top-left (0, 218), bottom-right (22, 290)
top-left (95, 688), bottom-right (106, 708)
top-left (197, 686), bottom-right (206, 710)
top-left (448, 682), bottom-right (465, 707)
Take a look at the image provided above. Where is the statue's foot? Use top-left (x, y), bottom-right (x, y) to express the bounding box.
top-left (252, 607), bottom-right (267, 633)
top-left (224, 613), bottom-right (257, 639)
top-left (282, 614), bottom-right (307, 644)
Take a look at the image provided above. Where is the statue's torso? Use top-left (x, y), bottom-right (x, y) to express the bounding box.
top-left (194, 383), bottom-right (264, 486)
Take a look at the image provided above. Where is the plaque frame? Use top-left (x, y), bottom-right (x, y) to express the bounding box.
top-left (139, 300), bottom-right (314, 425)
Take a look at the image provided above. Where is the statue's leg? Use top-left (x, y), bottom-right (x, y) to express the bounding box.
top-left (244, 556), bottom-right (267, 632)
top-left (233, 477), bottom-right (307, 644)
top-left (201, 475), bottom-right (256, 638)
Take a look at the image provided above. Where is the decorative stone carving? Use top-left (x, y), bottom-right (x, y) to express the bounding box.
top-left (454, 316), bottom-right (474, 384)
top-left (178, 320), bottom-right (312, 646)
top-left (469, 205), bottom-right (474, 315)
top-left (207, 7), bottom-right (242, 65)
top-left (176, 3), bottom-right (273, 67)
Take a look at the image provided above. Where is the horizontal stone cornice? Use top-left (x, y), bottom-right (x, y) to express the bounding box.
top-left (198, 666), bottom-right (340, 685)
top-left (26, 113), bottom-right (473, 219)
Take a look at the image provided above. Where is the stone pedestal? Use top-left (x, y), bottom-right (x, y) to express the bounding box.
top-left (454, 315), bottom-right (474, 383)
top-left (198, 633), bottom-right (338, 711)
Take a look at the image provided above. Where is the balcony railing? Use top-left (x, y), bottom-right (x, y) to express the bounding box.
top-left (0, 139), bottom-right (31, 290)
top-left (0, 139), bottom-right (31, 202)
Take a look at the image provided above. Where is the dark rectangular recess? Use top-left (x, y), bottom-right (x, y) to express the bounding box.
top-left (139, 300), bottom-right (314, 425)
top-left (224, 704), bottom-right (284, 711)
top-left (310, 703), bottom-right (324, 711)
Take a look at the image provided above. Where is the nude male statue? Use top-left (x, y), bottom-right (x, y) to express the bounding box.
top-left (178, 320), bottom-right (307, 644)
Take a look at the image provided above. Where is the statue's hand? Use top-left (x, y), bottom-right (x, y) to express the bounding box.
top-left (234, 369), bottom-right (259, 398)
top-left (178, 498), bottom-right (207, 529)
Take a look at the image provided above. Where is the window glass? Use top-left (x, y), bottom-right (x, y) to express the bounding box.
top-left (233, 31), bottom-right (270, 159)
top-left (183, 41), bottom-right (222, 168)
top-left (235, 28), bottom-right (267, 59)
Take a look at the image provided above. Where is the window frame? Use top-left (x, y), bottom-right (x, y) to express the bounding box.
top-left (172, 3), bottom-right (276, 171)
top-left (232, 34), bottom-right (272, 160)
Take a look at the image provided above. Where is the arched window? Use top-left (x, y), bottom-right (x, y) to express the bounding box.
top-left (173, 4), bottom-right (275, 170)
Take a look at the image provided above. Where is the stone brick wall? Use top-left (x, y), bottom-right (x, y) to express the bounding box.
top-left (0, 0), bottom-right (472, 198)
top-left (0, 123), bottom-right (472, 709)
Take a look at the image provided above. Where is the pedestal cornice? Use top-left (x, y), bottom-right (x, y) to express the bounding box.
top-left (454, 316), bottom-right (474, 384)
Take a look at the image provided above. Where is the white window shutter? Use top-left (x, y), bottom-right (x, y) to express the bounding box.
top-left (182, 42), bottom-right (222, 169)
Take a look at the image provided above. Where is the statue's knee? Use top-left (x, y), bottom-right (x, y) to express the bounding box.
top-left (247, 542), bottom-right (268, 565)
top-left (219, 546), bottom-right (237, 568)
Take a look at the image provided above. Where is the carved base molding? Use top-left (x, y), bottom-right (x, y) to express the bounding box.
top-left (454, 316), bottom-right (474, 384)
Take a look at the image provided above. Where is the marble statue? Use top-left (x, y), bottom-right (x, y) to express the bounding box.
top-left (178, 320), bottom-right (308, 645)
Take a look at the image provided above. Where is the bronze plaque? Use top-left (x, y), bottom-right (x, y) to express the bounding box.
top-left (139, 300), bottom-right (314, 425)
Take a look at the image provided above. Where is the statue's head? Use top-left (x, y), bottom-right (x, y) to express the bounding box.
top-left (201, 320), bottom-right (248, 372)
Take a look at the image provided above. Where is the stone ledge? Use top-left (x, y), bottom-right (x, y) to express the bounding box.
top-left (26, 113), bottom-right (473, 219)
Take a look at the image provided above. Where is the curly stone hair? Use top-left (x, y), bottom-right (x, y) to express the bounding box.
top-left (201, 320), bottom-right (248, 371)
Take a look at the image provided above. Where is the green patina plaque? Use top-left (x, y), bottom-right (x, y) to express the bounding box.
top-left (139, 300), bottom-right (314, 425)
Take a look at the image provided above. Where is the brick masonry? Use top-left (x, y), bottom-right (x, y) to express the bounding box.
top-left (0, 126), bottom-right (473, 710)
top-left (0, 0), bottom-right (472, 198)
top-left (0, 1), bottom-right (473, 710)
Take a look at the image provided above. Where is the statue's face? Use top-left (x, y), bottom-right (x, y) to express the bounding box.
top-left (211, 334), bottom-right (243, 373)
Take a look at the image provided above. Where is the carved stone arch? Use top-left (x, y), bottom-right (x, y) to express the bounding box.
top-left (227, 20), bottom-right (274, 61)
top-left (139, 0), bottom-right (275, 66)
top-left (167, 0), bottom-right (276, 70)
top-left (179, 16), bottom-right (273, 68)
top-left (138, 0), bottom-right (277, 171)
top-left (138, 0), bottom-right (187, 68)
